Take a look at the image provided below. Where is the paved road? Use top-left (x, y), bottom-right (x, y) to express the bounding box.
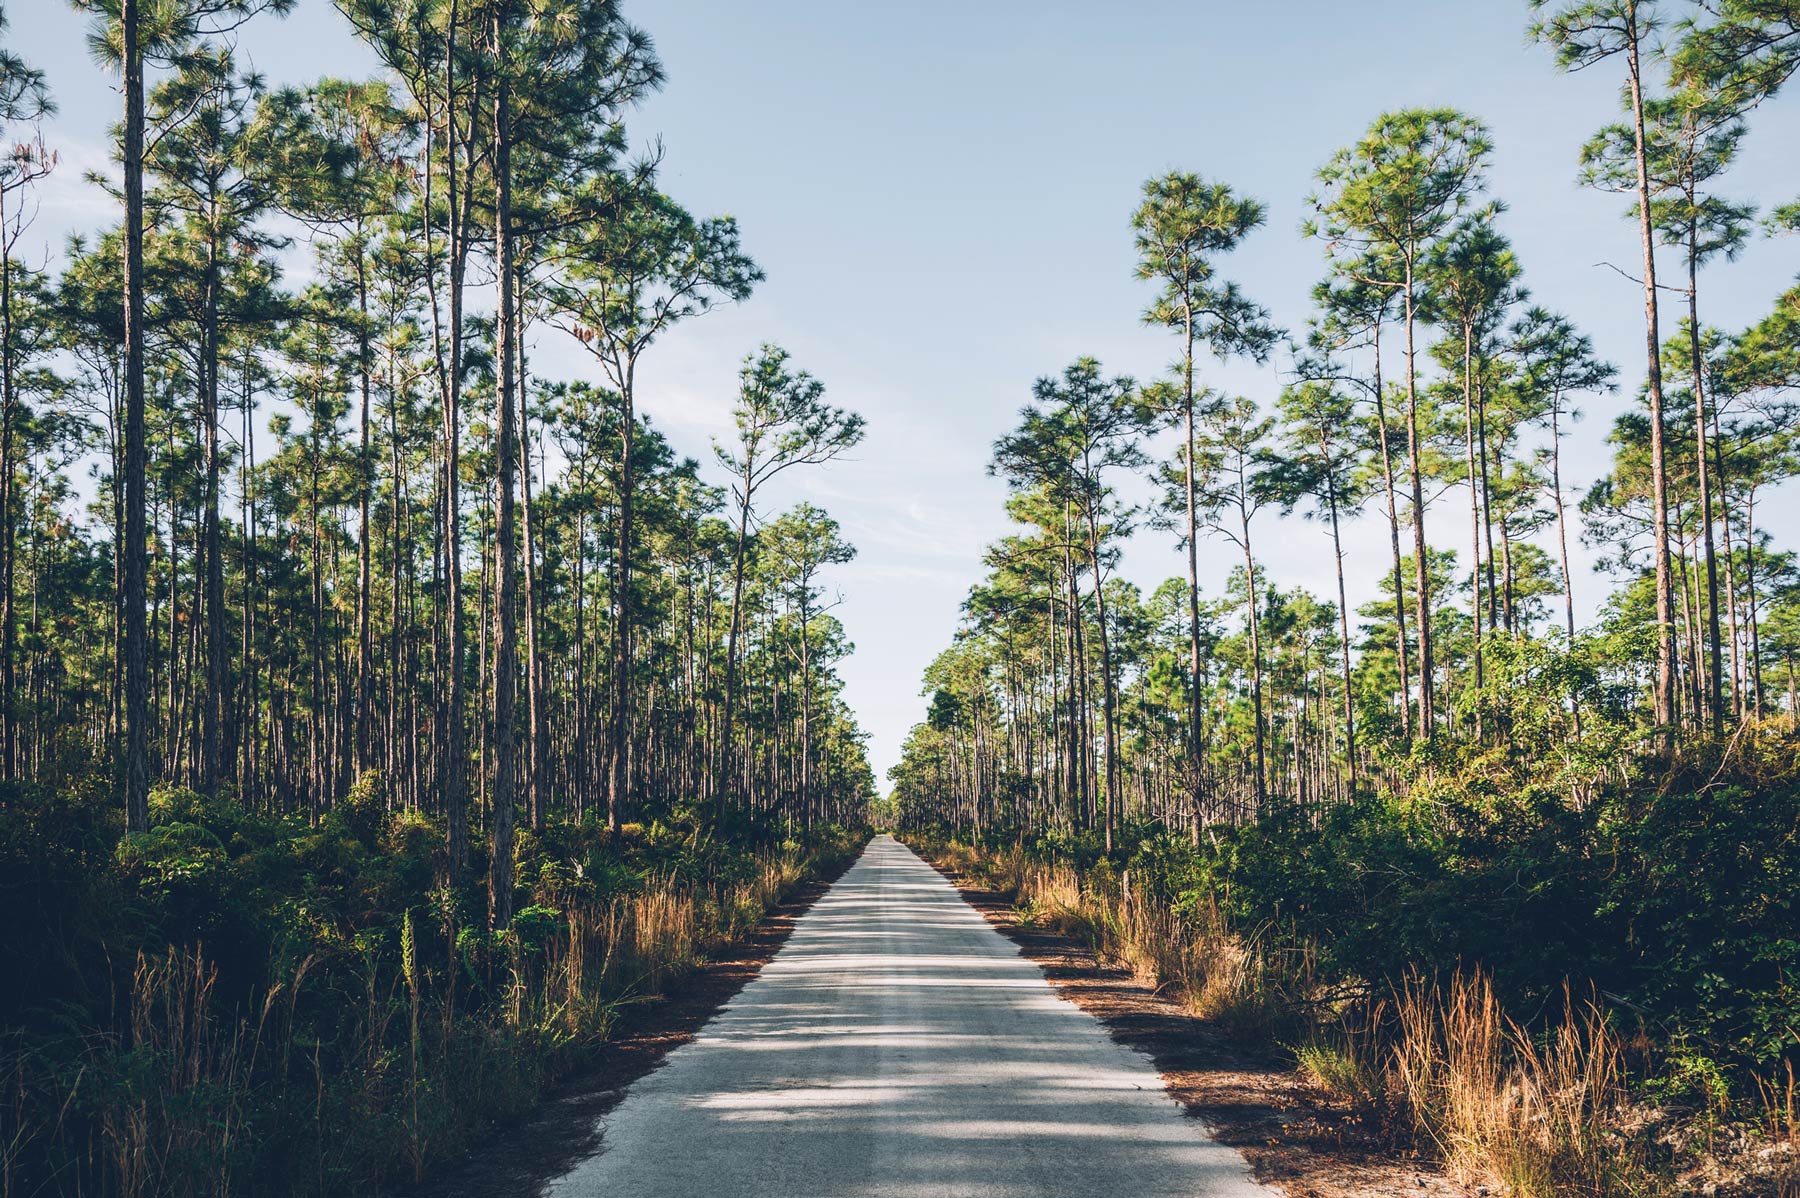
top-left (547, 834), bottom-right (1269, 1198)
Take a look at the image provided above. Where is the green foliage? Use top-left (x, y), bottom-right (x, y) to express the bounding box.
top-left (0, 779), bottom-right (865, 1195)
top-left (916, 720), bottom-right (1799, 1092)
top-left (1612, 766), bottom-right (1800, 1069)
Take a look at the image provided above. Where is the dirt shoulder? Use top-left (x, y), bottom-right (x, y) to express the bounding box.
top-left (400, 845), bottom-right (865, 1198)
top-left (928, 857), bottom-right (1471, 1198)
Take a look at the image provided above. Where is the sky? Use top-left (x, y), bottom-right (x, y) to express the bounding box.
top-left (12, 0), bottom-right (1800, 788)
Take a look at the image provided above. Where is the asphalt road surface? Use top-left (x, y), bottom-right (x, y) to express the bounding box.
top-left (546, 834), bottom-right (1269, 1198)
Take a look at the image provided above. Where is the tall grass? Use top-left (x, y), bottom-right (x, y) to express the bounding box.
top-left (2, 834), bottom-right (858, 1198)
top-left (1384, 972), bottom-right (1642, 1196)
top-left (931, 840), bottom-right (1308, 1042)
top-left (1758, 1064), bottom-right (1799, 1198)
top-left (925, 836), bottom-right (1690, 1198)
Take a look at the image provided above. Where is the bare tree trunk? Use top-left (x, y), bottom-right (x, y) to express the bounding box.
top-left (606, 362), bottom-right (635, 835)
top-left (432, 15), bottom-right (471, 878)
top-left (1687, 242), bottom-right (1722, 731)
top-left (1, 189), bottom-right (17, 779)
top-left (719, 494), bottom-right (752, 824)
top-left (202, 223), bottom-right (227, 798)
top-left (1081, 488), bottom-right (1120, 854)
top-left (355, 239), bottom-right (375, 776)
top-left (1478, 380), bottom-right (1500, 633)
top-left (1625, 10), bottom-right (1676, 748)
top-left (1370, 323), bottom-right (1412, 740)
top-left (1551, 397), bottom-right (1582, 735)
top-left (517, 288), bottom-right (548, 832)
top-left (1403, 255), bottom-right (1434, 737)
top-left (1716, 409), bottom-right (1743, 718)
top-left (122, 0), bottom-right (151, 833)
top-left (1325, 466), bottom-right (1356, 797)
top-left (1461, 320), bottom-right (1484, 734)
top-left (1240, 499), bottom-right (1267, 813)
top-left (487, 27), bottom-right (519, 931)
top-left (240, 359), bottom-right (259, 806)
top-left (1181, 304), bottom-right (1205, 842)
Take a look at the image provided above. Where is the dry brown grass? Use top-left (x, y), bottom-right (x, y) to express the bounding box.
top-left (934, 842), bottom-right (1306, 1044)
top-left (925, 838), bottom-right (1677, 1197)
top-left (1758, 1064), bottom-right (1799, 1198)
top-left (1305, 971), bottom-right (1650, 1198)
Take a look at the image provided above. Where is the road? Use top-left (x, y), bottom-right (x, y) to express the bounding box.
top-left (545, 834), bottom-right (1269, 1198)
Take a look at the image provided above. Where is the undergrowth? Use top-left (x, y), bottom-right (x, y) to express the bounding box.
top-left (902, 723), bottom-right (1800, 1197)
top-left (0, 776), bottom-right (865, 1197)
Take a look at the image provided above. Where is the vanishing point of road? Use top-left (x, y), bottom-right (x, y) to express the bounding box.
top-left (544, 834), bottom-right (1270, 1198)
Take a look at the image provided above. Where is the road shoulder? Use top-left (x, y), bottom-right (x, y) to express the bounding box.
top-left (926, 856), bottom-right (1472, 1198)
top-left (398, 844), bottom-right (866, 1197)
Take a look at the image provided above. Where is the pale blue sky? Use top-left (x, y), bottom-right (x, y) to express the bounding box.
top-left (13, 1), bottom-right (1800, 785)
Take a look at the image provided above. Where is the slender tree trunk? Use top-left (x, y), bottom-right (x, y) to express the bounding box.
top-left (1462, 320), bottom-right (1484, 731)
top-left (487, 28), bottom-right (519, 931)
top-left (435, 20), bottom-right (471, 878)
top-left (1370, 323), bottom-right (1412, 740)
top-left (1551, 397), bottom-right (1583, 735)
top-left (121, 0), bottom-right (151, 833)
top-left (1324, 467), bottom-right (1356, 797)
top-left (1403, 255), bottom-right (1434, 737)
top-left (202, 225), bottom-right (227, 798)
top-left (1745, 485), bottom-right (1763, 720)
top-left (719, 490), bottom-right (753, 824)
top-left (241, 360), bottom-right (259, 806)
top-left (1181, 304), bottom-right (1205, 841)
top-left (606, 358), bottom-right (636, 835)
top-left (1080, 489), bottom-right (1120, 854)
top-left (309, 420), bottom-right (325, 819)
top-left (355, 239), bottom-right (375, 776)
top-left (1478, 379), bottom-right (1499, 633)
top-left (1, 192), bottom-right (17, 779)
top-left (517, 287), bottom-right (548, 832)
top-left (798, 598), bottom-right (813, 821)
top-left (1716, 411), bottom-right (1743, 717)
top-left (1239, 497), bottom-right (1267, 813)
top-left (1626, 12), bottom-right (1676, 748)
top-left (387, 334), bottom-right (404, 806)
top-left (1687, 241), bottom-right (1722, 730)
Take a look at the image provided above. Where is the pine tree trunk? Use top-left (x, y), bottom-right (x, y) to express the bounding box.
top-left (607, 362), bottom-right (635, 835)
top-left (1, 192), bottom-right (17, 779)
top-left (1462, 320), bottom-right (1484, 731)
top-left (203, 223), bottom-right (227, 798)
top-left (437, 23), bottom-right (471, 879)
top-left (487, 31), bottom-right (519, 932)
top-left (719, 493), bottom-right (752, 824)
top-left (1625, 10), bottom-right (1676, 748)
top-left (1687, 242), bottom-right (1722, 730)
top-left (1082, 485), bottom-right (1120, 854)
top-left (1326, 469), bottom-right (1356, 797)
top-left (519, 301), bottom-right (548, 832)
top-left (1403, 256), bottom-right (1434, 737)
top-left (121, 0), bottom-right (151, 834)
top-left (1181, 305), bottom-right (1205, 840)
top-left (355, 239), bottom-right (375, 776)
top-left (1370, 322), bottom-right (1412, 740)
top-left (1240, 494), bottom-right (1267, 814)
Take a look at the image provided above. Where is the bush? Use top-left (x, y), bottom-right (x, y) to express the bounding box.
top-left (0, 780), bottom-right (868, 1196)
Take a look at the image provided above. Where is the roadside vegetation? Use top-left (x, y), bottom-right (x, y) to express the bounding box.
top-left (892, 3), bottom-right (1800, 1195)
top-left (907, 728), bottom-right (1797, 1196)
top-left (0, 0), bottom-right (876, 1194)
top-left (5, 778), bottom-right (863, 1194)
